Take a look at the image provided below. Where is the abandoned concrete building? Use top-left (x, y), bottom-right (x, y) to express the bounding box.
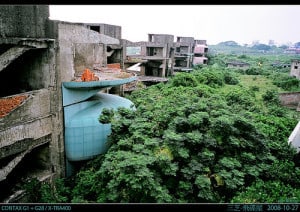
top-left (290, 59), bottom-right (300, 79)
top-left (0, 5), bottom-right (210, 202)
top-left (2, 4), bottom-right (300, 205)
top-left (0, 5), bottom-right (135, 202)
top-left (173, 36), bottom-right (195, 72)
top-left (193, 39), bottom-right (209, 66)
top-left (123, 34), bottom-right (209, 77)
top-left (226, 60), bottom-right (250, 70)
top-left (271, 61), bottom-right (291, 69)
top-left (123, 33), bottom-right (174, 79)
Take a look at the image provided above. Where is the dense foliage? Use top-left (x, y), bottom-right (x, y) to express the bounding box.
top-left (24, 54), bottom-right (300, 203)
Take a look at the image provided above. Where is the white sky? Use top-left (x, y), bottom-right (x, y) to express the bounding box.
top-left (49, 5), bottom-right (300, 46)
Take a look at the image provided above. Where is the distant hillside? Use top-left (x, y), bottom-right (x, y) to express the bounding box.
top-left (217, 40), bottom-right (240, 47)
top-left (209, 41), bottom-right (286, 55)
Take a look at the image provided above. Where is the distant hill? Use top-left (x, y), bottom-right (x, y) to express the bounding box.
top-left (209, 41), bottom-right (286, 55)
top-left (217, 40), bottom-right (241, 47)
top-left (294, 42), bottom-right (300, 48)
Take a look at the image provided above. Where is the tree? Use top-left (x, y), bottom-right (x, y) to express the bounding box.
top-left (25, 54), bottom-right (300, 204)
top-left (69, 68), bottom-right (299, 203)
top-left (251, 44), bottom-right (271, 51)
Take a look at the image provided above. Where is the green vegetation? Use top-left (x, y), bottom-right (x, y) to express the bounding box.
top-left (23, 53), bottom-right (300, 203)
top-left (208, 41), bottom-right (298, 55)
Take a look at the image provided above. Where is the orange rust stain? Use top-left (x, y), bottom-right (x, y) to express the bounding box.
top-left (81, 68), bottom-right (99, 81)
top-left (0, 95), bottom-right (28, 118)
top-left (107, 63), bottom-right (121, 69)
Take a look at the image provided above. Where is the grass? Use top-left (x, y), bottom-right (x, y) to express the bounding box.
top-left (220, 74), bottom-right (286, 113)
top-left (238, 74), bottom-right (283, 101)
top-left (221, 74), bottom-right (281, 101)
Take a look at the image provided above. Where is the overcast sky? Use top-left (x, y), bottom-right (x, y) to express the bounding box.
top-left (49, 5), bottom-right (300, 46)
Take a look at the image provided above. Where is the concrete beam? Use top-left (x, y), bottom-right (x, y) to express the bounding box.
top-left (0, 46), bottom-right (31, 72)
top-left (18, 39), bottom-right (50, 49)
top-left (0, 39), bottom-right (53, 73)
top-left (0, 135), bottom-right (51, 159)
top-left (0, 139), bottom-right (49, 181)
top-left (0, 149), bottom-right (28, 181)
top-left (0, 116), bottom-right (52, 148)
top-left (106, 49), bottom-right (115, 57)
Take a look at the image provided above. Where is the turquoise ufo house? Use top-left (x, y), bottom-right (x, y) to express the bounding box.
top-left (62, 75), bottom-right (136, 176)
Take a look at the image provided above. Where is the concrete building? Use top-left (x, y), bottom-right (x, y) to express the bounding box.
top-left (122, 34), bottom-right (174, 87)
top-left (124, 35), bottom-right (209, 77)
top-left (85, 23), bottom-right (122, 39)
top-left (0, 5), bottom-right (210, 202)
top-left (0, 5), bottom-right (62, 202)
top-left (123, 34), bottom-right (174, 77)
top-left (290, 59), bottom-right (300, 79)
top-left (173, 36), bottom-right (194, 72)
top-left (0, 5), bottom-right (128, 202)
top-left (271, 61), bottom-right (291, 68)
top-left (226, 61), bottom-right (250, 70)
top-left (193, 39), bottom-right (209, 66)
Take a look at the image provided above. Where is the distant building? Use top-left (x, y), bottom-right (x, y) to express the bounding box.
top-left (284, 47), bottom-right (300, 54)
top-left (84, 23), bottom-right (122, 39)
top-left (173, 36), bottom-right (194, 72)
top-left (271, 61), bottom-right (291, 68)
top-left (123, 35), bottom-right (209, 76)
top-left (123, 33), bottom-right (174, 78)
top-left (226, 61), bottom-right (250, 69)
top-left (193, 40), bottom-right (208, 66)
top-left (290, 59), bottom-right (300, 79)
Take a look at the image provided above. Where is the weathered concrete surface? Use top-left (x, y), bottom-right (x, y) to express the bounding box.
top-left (290, 60), bottom-right (300, 79)
top-left (85, 23), bottom-right (122, 39)
top-left (0, 116), bottom-right (52, 148)
top-left (74, 43), bottom-right (105, 73)
top-left (0, 135), bottom-right (51, 159)
top-left (279, 92), bottom-right (300, 109)
top-left (0, 138), bottom-right (49, 181)
top-left (0, 6), bottom-right (126, 200)
top-left (289, 121), bottom-right (300, 153)
top-left (0, 89), bottom-right (51, 130)
top-left (0, 46), bottom-right (31, 72)
top-left (56, 21), bottom-right (120, 82)
top-left (0, 40), bottom-right (56, 97)
top-left (0, 5), bottom-right (50, 38)
top-left (0, 5), bottom-right (65, 188)
top-left (0, 39), bottom-right (51, 72)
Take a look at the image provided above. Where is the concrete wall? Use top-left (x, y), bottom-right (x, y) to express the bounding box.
top-left (148, 34), bottom-right (174, 44)
top-left (0, 89), bottom-right (54, 184)
top-left (124, 42), bottom-right (147, 58)
top-left (279, 92), bottom-right (300, 109)
top-left (0, 90), bottom-right (52, 141)
top-left (74, 43), bottom-right (105, 73)
top-left (0, 5), bottom-right (50, 38)
top-left (56, 21), bottom-right (120, 82)
top-left (0, 40), bottom-right (56, 97)
top-left (85, 23), bottom-right (122, 39)
top-left (0, 6), bottom-right (66, 202)
top-left (195, 40), bottom-right (207, 45)
top-left (0, 35), bottom-right (65, 182)
top-left (124, 41), bottom-right (169, 58)
top-left (177, 36), bottom-right (194, 44)
top-left (290, 60), bottom-right (300, 79)
top-left (100, 24), bottom-right (121, 39)
top-left (123, 37), bottom-right (174, 77)
top-left (227, 64), bottom-right (250, 69)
